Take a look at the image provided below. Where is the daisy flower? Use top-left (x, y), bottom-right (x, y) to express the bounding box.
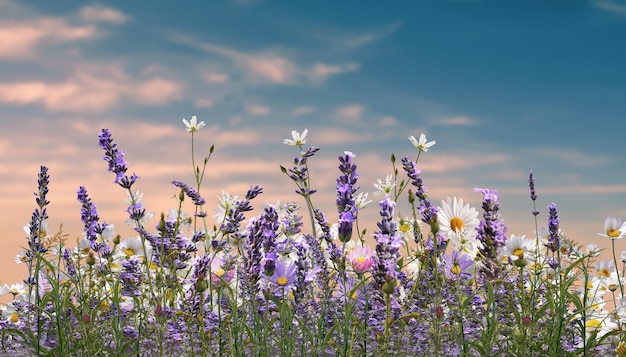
top-left (182, 115), bottom-right (206, 133)
top-left (502, 234), bottom-right (537, 266)
top-left (268, 260), bottom-right (297, 297)
top-left (373, 174), bottom-right (397, 196)
top-left (283, 128), bottom-right (308, 146)
top-left (117, 237), bottom-right (147, 259)
top-left (437, 197), bottom-right (479, 237)
top-left (598, 216), bottom-right (626, 239)
top-left (443, 250), bottom-right (474, 280)
top-left (347, 244), bottom-right (375, 274)
top-left (408, 134), bottom-right (436, 152)
top-left (354, 192), bottom-right (373, 209)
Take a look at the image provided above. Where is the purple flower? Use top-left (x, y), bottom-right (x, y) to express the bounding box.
top-left (373, 195), bottom-right (402, 289)
top-left (546, 202), bottom-right (559, 253)
top-left (119, 256), bottom-right (143, 297)
top-left (99, 128), bottom-right (138, 188)
top-left (336, 151), bottom-right (359, 243)
top-left (442, 251), bottom-right (474, 280)
top-left (27, 166), bottom-right (50, 255)
top-left (529, 171), bottom-right (539, 216)
top-left (474, 187), bottom-right (508, 279)
top-left (267, 260), bottom-right (297, 297)
top-left (172, 180), bottom-right (205, 206)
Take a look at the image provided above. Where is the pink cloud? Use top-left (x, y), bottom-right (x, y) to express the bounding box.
top-left (292, 106), bottom-right (315, 116)
top-left (334, 105), bottom-right (364, 123)
top-left (79, 5), bottom-right (128, 24)
top-left (436, 115), bottom-right (477, 126)
top-left (201, 72), bottom-right (229, 84)
top-left (0, 64), bottom-right (184, 112)
top-left (245, 104), bottom-right (271, 116)
top-left (0, 18), bottom-right (97, 60)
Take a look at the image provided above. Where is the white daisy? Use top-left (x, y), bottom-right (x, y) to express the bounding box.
top-left (408, 134), bottom-right (436, 152)
top-left (598, 216), bottom-right (626, 239)
top-left (373, 174), bottom-right (397, 196)
top-left (502, 234), bottom-right (537, 265)
top-left (437, 197), bottom-right (479, 236)
top-left (182, 115), bottom-right (206, 133)
top-left (117, 237), bottom-right (147, 259)
top-left (448, 229), bottom-right (482, 260)
top-left (283, 128), bottom-right (308, 146)
top-left (214, 191), bottom-right (239, 223)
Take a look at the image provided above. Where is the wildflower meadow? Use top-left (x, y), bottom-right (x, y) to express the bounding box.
top-left (1, 117), bottom-right (626, 356)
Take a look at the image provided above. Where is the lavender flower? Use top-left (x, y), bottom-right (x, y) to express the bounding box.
top-left (172, 180), bottom-right (205, 206)
top-left (99, 128), bottom-right (138, 188)
top-left (336, 151), bottom-right (359, 243)
top-left (529, 171), bottom-right (539, 216)
top-left (77, 186), bottom-right (105, 252)
top-left (401, 157), bottom-right (438, 227)
top-left (474, 188), bottom-right (508, 279)
top-left (373, 195), bottom-right (402, 290)
top-left (546, 202), bottom-right (559, 253)
top-left (27, 166), bottom-right (50, 255)
top-left (119, 256), bottom-right (143, 297)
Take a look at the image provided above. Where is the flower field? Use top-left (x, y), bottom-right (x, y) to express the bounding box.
top-left (1, 117), bottom-right (625, 356)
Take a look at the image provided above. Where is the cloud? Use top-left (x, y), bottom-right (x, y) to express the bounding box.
top-left (379, 116), bottom-right (399, 126)
top-left (292, 106), bottom-right (315, 116)
top-left (79, 5), bottom-right (128, 24)
top-left (169, 33), bottom-right (357, 85)
top-left (593, 0), bottom-right (626, 16)
top-left (344, 21), bottom-right (403, 48)
top-left (201, 72), bottom-right (229, 84)
top-left (0, 18), bottom-right (97, 60)
top-left (532, 148), bottom-right (613, 168)
top-left (0, 63), bottom-right (184, 112)
top-left (195, 98), bottom-right (215, 108)
top-left (334, 105), bottom-right (364, 123)
top-left (245, 104), bottom-right (271, 116)
top-left (435, 115), bottom-right (477, 126)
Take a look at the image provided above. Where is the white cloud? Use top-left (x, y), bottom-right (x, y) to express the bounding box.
top-left (593, 0), bottom-right (626, 15)
top-left (79, 5), bottom-right (128, 24)
top-left (344, 21), bottom-right (403, 48)
top-left (245, 104), bottom-right (271, 116)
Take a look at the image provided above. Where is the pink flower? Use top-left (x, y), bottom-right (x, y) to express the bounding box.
top-left (348, 244), bottom-right (374, 274)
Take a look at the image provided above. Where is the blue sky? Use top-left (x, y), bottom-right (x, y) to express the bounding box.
top-left (1, 0), bottom-right (626, 283)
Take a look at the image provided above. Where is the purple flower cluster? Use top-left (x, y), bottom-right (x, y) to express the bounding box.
top-left (372, 195), bottom-right (402, 290)
top-left (77, 186), bottom-right (109, 252)
top-left (27, 166), bottom-right (50, 256)
top-left (529, 171), bottom-right (540, 216)
top-left (172, 180), bottom-right (206, 206)
top-left (283, 145), bottom-right (320, 197)
top-left (401, 157), bottom-right (438, 226)
top-left (98, 128), bottom-right (138, 189)
top-left (474, 188), bottom-right (508, 279)
top-left (120, 256), bottom-right (143, 297)
top-left (546, 202), bottom-right (560, 253)
top-left (336, 151), bottom-right (359, 243)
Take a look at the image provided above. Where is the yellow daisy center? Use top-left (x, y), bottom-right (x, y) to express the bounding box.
top-left (512, 248), bottom-right (524, 258)
top-left (599, 269), bottom-right (611, 278)
top-left (124, 248), bottom-right (135, 256)
top-left (399, 223), bottom-right (411, 233)
top-left (450, 263), bottom-right (461, 275)
top-left (215, 269), bottom-right (225, 277)
top-left (607, 229), bottom-right (621, 238)
top-left (586, 319), bottom-right (601, 329)
top-left (356, 257), bottom-right (365, 264)
top-left (450, 217), bottom-right (464, 232)
top-left (276, 276), bottom-right (289, 286)
top-left (10, 312), bottom-right (19, 323)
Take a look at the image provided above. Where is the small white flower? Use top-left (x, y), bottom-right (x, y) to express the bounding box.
top-left (354, 192), bottom-right (372, 209)
top-left (283, 129), bottom-right (308, 146)
top-left (373, 174), bottom-right (397, 196)
top-left (182, 116), bottom-right (206, 133)
top-left (408, 134), bottom-right (436, 152)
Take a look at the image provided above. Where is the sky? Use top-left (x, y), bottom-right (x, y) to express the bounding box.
top-left (1, 0), bottom-right (626, 285)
